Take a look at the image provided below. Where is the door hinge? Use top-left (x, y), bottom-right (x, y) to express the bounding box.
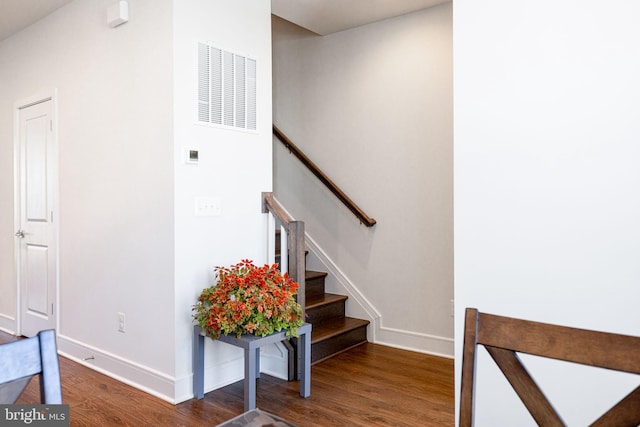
top-left (51, 303), bottom-right (54, 315)
top-left (50, 120), bottom-right (53, 131)
top-left (51, 211), bottom-right (54, 222)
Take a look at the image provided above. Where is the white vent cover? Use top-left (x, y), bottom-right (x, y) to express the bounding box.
top-left (198, 42), bottom-right (257, 131)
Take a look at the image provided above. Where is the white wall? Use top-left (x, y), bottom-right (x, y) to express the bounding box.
top-left (272, 3), bottom-right (454, 356)
top-left (0, 0), bottom-right (274, 403)
top-left (172, 0), bottom-right (274, 402)
top-left (0, 0), bottom-right (175, 395)
top-left (454, 0), bottom-right (640, 425)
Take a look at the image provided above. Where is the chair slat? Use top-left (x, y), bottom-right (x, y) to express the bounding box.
top-left (485, 345), bottom-right (564, 426)
top-left (38, 330), bottom-right (62, 404)
top-left (0, 377), bottom-right (31, 404)
top-left (0, 330), bottom-right (62, 404)
top-left (461, 308), bottom-right (640, 426)
top-left (459, 307), bottom-right (479, 427)
top-left (0, 337), bottom-right (42, 382)
top-left (590, 385), bottom-right (640, 427)
top-left (477, 312), bottom-right (640, 374)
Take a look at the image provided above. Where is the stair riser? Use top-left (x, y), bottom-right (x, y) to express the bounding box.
top-left (311, 326), bottom-right (368, 364)
top-left (274, 231), bottom-right (370, 366)
top-left (306, 300), bottom-right (346, 324)
top-left (305, 276), bottom-right (326, 299)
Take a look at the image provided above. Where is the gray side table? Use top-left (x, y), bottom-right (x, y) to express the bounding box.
top-left (193, 323), bottom-right (312, 411)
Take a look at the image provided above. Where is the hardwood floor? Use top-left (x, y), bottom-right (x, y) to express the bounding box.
top-left (1, 331), bottom-right (454, 426)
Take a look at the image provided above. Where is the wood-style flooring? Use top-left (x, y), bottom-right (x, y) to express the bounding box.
top-left (1, 331), bottom-right (454, 426)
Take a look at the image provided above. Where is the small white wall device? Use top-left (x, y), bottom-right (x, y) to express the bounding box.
top-left (185, 148), bottom-right (199, 164)
top-left (107, 1), bottom-right (129, 28)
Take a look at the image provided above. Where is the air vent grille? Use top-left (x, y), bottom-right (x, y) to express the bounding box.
top-left (198, 42), bottom-right (257, 131)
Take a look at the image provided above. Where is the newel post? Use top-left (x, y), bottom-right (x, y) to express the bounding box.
top-left (288, 220), bottom-right (305, 317)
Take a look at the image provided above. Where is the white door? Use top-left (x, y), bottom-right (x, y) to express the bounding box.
top-left (16, 98), bottom-right (58, 337)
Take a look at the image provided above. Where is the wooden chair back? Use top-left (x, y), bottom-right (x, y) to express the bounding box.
top-left (0, 329), bottom-right (62, 404)
top-left (460, 308), bottom-right (640, 427)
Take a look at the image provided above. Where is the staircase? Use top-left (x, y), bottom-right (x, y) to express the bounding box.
top-left (269, 128), bottom-right (375, 364)
top-left (275, 233), bottom-right (369, 364)
top-left (304, 269), bottom-right (370, 364)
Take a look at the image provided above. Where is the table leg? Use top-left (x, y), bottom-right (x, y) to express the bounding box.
top-left (255, 347), bottom-right (261, 379)
top-left (244, 347), bottom-right (257, 411)
top-left (193, 326), bottom-right (205, 399)
top-left (299, 329), bottom-right (311, 398)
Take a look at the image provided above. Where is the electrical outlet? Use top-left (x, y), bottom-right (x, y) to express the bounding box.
top-left (118, 312), bottom-right (126, 333)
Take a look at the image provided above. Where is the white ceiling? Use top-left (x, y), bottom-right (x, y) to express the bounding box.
top-left (0, 0), bottom-right (450, 42)
top-left (0, 0), bottom-right (73, 41)
top-left (272, 0), bottom-right (450, 35)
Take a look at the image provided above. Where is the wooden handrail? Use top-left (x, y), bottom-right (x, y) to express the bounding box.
top-left (273, 125), bottom-right (377, 227)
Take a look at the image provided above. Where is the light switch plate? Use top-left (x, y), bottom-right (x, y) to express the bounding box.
top-left (195, 197), bottom-right (221, 216)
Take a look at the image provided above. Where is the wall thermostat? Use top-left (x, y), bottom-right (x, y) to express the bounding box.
top-left (186, 148), bottom-right (199, 164)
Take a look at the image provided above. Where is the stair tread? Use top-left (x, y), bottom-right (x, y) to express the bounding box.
top-left (306, 293), bottom-right (347, 309)
top-left (311, 317), bottom-right (370, 344)
top-left (305, 270), bottom-right (328, 280)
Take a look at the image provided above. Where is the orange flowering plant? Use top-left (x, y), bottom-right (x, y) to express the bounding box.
top-left (193, 260), bottom-right (303, 339)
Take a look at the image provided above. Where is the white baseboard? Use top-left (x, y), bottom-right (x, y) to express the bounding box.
top-left (57, 334), bottom-right (290, 405)
top-left (0, 313), bottom-right (16, 335)
top-left (305, 234), bottom-right (454, 358)
top-left (57, 334), bottom-right (177, 403)
top-left (173, 373), bottom-right (195, 404)
top-left (375, 325), bottom-right (454, 359)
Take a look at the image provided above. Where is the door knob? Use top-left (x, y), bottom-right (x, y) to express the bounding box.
top-left (15, 230), bottom-right (25, 238)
